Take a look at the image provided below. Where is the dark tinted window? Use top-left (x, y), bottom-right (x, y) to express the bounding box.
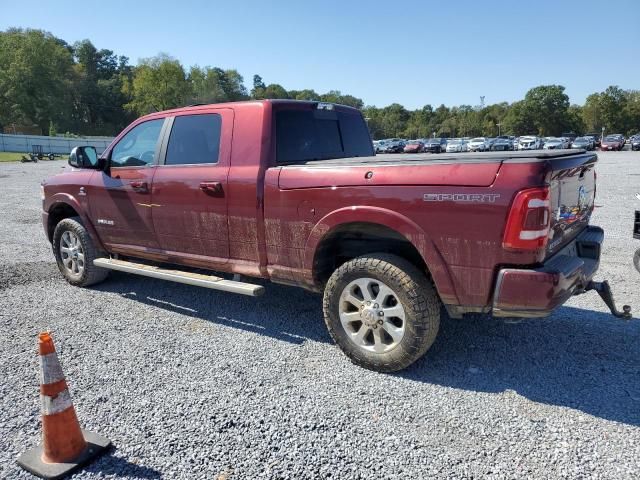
top-left (276, 108), bottom-right (373, 164)
top-left (165, 114), bottom-right (221, 165)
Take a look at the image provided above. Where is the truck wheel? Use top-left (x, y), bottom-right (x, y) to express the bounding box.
top-left (323, 253), bottom-right (440, 372)
top-left (52, 217), bottom-right (109, 287)
top-left (634, 248), bottom-right (640, 274)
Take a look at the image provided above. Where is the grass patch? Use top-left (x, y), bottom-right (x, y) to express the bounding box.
top-left (0, 152), bottom-right (66, 162)
top-left (0, 151), bottom-right (27, 162)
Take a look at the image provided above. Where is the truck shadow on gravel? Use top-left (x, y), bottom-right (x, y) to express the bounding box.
top-left (95, 272), bottom-right (330, 345)
top-left (402, 307), bottom-right (640, 427)
top-left (95, 273), bottom-right (639, 426)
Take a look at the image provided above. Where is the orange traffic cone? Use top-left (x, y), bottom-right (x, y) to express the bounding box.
top-left (17, 332), bottom-right (111, 479)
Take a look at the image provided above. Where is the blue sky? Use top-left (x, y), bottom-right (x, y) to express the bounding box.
top-left (2, 0), bottom-right (638, 109)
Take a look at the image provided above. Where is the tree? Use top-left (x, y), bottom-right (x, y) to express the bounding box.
top-left (70, 39), bottom-right (132, 135)
top-left (521, 85), bottom-right (571, 136)
top-left (582, 86), bottom-right (635, 134)
top-left (124, 54), bottom-right (190, 114)
top-left (292, 89), bottom-right (321, 101)
top-left (502, 101), bottom-right (535, 135)
top-left (258, 84), bottom-right (290, 99)
top-left (251, 74), bottom-right (266, 98)
top-left (320, 90), bottom-right (364, 109)
top-left (402, 105), bottom-right (435, 139)
top-left (376, 103), bottom-right (410, 138)
top-left (0, 28), bottom-right (75, 133)
top-left (189, 67), bottom-right (247, 105)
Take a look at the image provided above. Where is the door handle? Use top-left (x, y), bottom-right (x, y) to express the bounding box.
top-left (130, 181), bottom-right (149, 193)
top-left (199, 181), bottom-right (223, 196)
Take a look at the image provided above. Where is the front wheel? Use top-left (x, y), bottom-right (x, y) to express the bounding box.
top-left (53, 217), bottom-right (109, 287)
top-left (323, 254), bottom-right (441, 372)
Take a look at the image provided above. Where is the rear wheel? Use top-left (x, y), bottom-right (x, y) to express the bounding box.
top-left (53, 217), bottom-right (109, 287)
top-left (323, 253), bottom-right (441, 372)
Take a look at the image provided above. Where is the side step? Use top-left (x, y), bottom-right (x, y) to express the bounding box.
top-left (93, 258), bottom-right (265, 297)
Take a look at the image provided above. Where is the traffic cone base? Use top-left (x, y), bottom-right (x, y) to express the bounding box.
top-left (17, 429), bottom-right (111, 480)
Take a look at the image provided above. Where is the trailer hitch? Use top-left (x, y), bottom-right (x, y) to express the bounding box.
top-left (584, 280), bottom-right (632, 320)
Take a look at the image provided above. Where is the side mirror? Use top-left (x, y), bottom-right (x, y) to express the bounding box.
top-left (69, 146), bottom-right (99, 169)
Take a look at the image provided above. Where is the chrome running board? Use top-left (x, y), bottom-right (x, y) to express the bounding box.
top-left (93, 258), bottom-right (264, 297)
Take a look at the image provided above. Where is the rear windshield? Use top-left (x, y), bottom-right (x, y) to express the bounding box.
top-left (276, 108), bottom-right (373, 164)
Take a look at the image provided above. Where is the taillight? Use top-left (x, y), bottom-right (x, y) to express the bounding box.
top-left (503, 187), bottom-right (551, 251)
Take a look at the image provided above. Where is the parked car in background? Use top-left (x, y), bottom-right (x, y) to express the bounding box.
top-left (403, 140), bottom-right (425, 153)
top-left (585, 133), bottom-right (601, 148)
top-left (562, 132), bottom-right (578, 144)
top-left (631, 136), bottom-right (640, 151)
top-left (468, 137), bottom-right (488, 152)
top-left (446, 139), bottom-right (468, 153)
top-left (600, 135), bottom-right (624, 151)
top-left (543, 137), bottom-right (569, 150)
top-left (423, 138), bottom-right (447, 153)
top-left (571, 137), bottom-right (595, 151)
top-left (490, 137), bottom-right (514, 151)
top-left (518, 136), bottom-right (543, 150)
top-left (379, 140), bottom-right (406, 153)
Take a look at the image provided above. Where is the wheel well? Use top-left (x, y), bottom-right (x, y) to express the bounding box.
top-left (313, 222), bottom-right (428, 286)
top-left (47, 203), bottom-right (79, 241)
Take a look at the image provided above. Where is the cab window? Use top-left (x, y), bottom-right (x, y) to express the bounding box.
top-left (165, 114), bottom-right (222, 165)
top-left (111, 119), bottom-right (164, 167)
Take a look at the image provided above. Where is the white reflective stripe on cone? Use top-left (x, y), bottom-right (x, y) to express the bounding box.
top-left (39, 352), bottom-right (65, 385)
top-left (41, 389), bottom-right (73, 415)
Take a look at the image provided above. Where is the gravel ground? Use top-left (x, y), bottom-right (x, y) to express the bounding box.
top-left (1, 153), bottom-right (639, 479)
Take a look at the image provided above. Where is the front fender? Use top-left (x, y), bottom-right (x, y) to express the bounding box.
top-left (45, 193), bottom-right (106, 252)
top-left (303, 206), bottom-right (459, 305)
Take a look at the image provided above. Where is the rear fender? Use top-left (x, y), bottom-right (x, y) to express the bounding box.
top-left (304, 206), bottom-right (459, 305)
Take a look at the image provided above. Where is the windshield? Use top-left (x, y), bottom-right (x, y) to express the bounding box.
top-left (604, 136), bottom-right (617, 142)
top-left (471, 138), bottom-right (484, 142)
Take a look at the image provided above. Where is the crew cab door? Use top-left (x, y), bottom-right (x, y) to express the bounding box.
top-left (150, 110), bottom-right (232, 264)
top-left (88, 117), bottom-right (166, 252)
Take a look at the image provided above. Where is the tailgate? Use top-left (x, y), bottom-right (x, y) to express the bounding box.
top-left (546, 152), bottom-right (598, 256)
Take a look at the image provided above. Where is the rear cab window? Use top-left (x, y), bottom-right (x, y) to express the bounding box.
top-left (275, 105), bottom-right (373, 164)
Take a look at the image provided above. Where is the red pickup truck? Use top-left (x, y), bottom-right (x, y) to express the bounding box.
top-left (41, 100), bottom-right (630, 372)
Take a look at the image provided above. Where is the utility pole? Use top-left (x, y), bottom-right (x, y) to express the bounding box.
top-left (496, 123), bottom-right (501, 136)
top-left (480, 96), bottom-right (485, 109)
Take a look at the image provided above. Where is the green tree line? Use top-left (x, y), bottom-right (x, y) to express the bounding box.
top-left (1, 28), bottom-right (639, 138)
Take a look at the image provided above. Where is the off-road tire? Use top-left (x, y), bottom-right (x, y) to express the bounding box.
top-left (53, 216), bottom-right (109, 287)
top-left (323, 253), bottom-right (441, 372)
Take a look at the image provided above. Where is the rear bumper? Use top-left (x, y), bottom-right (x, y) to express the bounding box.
top-left (492, 226), bottom-right (603, 318)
